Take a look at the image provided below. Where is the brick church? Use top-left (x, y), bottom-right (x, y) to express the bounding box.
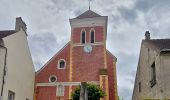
top-left (35, 9), bottom-right (118, 100)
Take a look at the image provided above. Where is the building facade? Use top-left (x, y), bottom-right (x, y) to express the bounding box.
top-left (132, 31), bottom-right (170, 100)
top-left (0, 17), bottom-right (35, 100)
top-left (0, 39), bottom-right (6, 98)
top-left (36, 10), bottom-right (118, 100)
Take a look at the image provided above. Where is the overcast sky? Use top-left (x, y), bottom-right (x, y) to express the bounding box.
top-left (1, 0), bottom-right (170, 99)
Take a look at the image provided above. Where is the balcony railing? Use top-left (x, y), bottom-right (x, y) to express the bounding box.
top-left (150, 76), bottom-right (156, 88)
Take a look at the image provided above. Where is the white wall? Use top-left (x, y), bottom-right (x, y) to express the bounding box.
top-left (2, 29), bottom-right (35, 100)
top-left (0, 40), bottom-right (6, 98)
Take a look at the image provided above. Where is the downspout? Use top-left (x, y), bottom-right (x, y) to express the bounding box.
top-left (0, 45), bottom-right (7, 100)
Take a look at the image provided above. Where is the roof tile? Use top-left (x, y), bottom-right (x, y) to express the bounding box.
top-left (75, 10), bottom-right (101, 19)
top-left (0, 30), bottom-right (16, 38)
top-left (145, 39), bottom-right (170, 50)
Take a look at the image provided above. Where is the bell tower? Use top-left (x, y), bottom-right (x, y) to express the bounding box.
top-left (69, 10), bottom-right (108, 45)
top-left (69, 10), bottom-right (112, 100)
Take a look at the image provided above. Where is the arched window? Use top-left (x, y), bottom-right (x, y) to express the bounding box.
top-left (58, 59), bottom-right (66, 69)
top-left (81, 31), bottom-right (86, 44)
top-left (90, 30), bottom-right (95, 43)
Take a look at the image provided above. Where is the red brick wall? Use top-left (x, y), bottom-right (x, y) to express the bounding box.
top-left (36, 86), bottom-right (69, 100)
top-left (107, 51), bottom-right (117, 100)
top-left (36, 87), bottom-right (56, 100)
top-left (36, 43), bottom-right (70, 100)
top-left (72, 45), bottom-right (105, 82)
top-left (35, 25), bottom-right (117, 100)
top-left (72, 26), bottom-right (104, 43)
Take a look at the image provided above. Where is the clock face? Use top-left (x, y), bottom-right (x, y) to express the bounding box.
top-left (83, 44), bottom-right (92, 53)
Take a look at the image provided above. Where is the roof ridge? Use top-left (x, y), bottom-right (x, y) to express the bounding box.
top-left (144, 39), bottom-right (170, 51)
top-left (0, 30), bottom-right (16, 38)
top-left (150, 38), bottom-right (170, 40)
top-left (75, 10), bottom-right (101, 19)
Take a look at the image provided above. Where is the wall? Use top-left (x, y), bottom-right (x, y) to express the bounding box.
top-left (36, 43), bottom-right (70, 100)
top-left (2, 29), bottom-right (35, 100)
top-left (160, 53), bottom-right (170, 98)
top-left (0, 39), bottom-right (5, 98)
top-left (132, 41), bottom-right (159, 99)
top-left (132, 41), bottom-right (170, 100)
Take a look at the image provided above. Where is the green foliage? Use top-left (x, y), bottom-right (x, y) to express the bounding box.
top-left (72, 84), bottom-right (106, 100)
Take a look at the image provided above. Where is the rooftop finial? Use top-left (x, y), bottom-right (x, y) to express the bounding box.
top-left (88, 0), bottom-right (92, 10)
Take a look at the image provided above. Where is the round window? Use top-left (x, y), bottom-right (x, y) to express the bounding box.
top-left (49, 75), bottom-right (57, 83)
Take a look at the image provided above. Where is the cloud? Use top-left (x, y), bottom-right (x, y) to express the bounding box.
top-left (118, 6), bottom-right (137, 23)
top-left (1, 0), bottom-right (170, 100)
top-left (28, 32), bottom-right (57, 69)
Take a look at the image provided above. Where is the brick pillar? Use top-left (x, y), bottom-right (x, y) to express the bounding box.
top-left (99, 69), bottom-right (109, 100)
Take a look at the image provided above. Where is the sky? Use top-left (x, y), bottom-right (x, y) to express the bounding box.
top-left (1, 0), bottom-right (170, 99)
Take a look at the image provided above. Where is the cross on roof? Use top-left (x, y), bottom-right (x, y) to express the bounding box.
top-left (88, 0), bottom-right (92, 10)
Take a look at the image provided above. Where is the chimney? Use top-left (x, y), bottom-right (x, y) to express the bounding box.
top-left (145, 31), bottom-right (150, 40)
top-left (15, 17), bottom-right (27, 32)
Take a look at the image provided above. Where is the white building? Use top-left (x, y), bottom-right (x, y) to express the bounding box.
top-left (0, 17), bottom-right (35, 100)
top-left (0, 39), bottom-right (6, 99)
top-left (132, 31), bottom-right (170, 100)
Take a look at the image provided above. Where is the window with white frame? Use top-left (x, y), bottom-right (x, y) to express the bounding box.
top-left (49, 75), bottom-right (57, 83)
top-left (90, 29), bottom-right (95, 43)
top-left (81, 30), bottom-right (86, 44)
top-left (58, 59), bottom-right (66, 69)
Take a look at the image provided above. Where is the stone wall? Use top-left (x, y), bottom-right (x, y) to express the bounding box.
top-left (132, 41), bottom-right (170, 100)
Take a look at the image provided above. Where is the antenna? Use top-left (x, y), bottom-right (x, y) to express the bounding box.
top-left (88, 0), bottom-right (92, 10)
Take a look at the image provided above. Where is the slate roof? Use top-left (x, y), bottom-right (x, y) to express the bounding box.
top-left (76, 10), bottom-right (101, 19)
top-left (0, 30), bottom-right (16, 38)
top-left (145, 39), bottom-right (170, 50)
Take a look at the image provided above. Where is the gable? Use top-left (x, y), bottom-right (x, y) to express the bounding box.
top-left (75, 10), bottom-right (101, 19)
top-left (36, 42), bottom-right (70, 76)
top-left (106, 49), bottom-right (117, 62)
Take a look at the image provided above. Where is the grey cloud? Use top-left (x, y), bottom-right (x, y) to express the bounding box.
top-left (28, 32), bottom-right (59, 70)
top-left (119, 86), bottom-right (133, 100)
top-left (118, 6), bottom-right (137, 23)
top-left (73, 9), bottom-right (86, 17)
top-left (135, 0), bottom-right (153, 12)
top-left (50, 0), bottom-right (75, 11)
top-left (135, 0), bottom-right (170, 12)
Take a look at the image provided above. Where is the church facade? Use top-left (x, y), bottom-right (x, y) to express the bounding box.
top-left (35, 10), bottom-right (118, 100)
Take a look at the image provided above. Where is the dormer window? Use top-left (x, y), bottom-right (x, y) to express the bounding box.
top-left (90, 29), bottom-right (95, 43)
top-left (81, 30), bottom-right (86, 44)
top-left (58, 59), bottom-right (66, 69)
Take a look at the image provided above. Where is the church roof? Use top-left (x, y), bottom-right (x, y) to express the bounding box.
top-left (0, 30), bottom-right (16, 38)
top-left (144, 39), bottom-right (170, 50)
top-left (75, 10), bottom-right (101, 19)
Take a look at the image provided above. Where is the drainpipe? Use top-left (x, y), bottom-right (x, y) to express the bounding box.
top-left (0, 45), bottom-right (7, 100)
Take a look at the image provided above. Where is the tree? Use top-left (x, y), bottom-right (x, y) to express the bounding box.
top-left (72, 84), bottom-right (106, 100)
